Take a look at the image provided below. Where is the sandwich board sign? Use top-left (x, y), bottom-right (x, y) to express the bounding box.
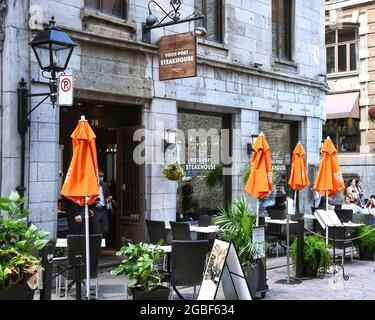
top-left (197, 239), bottom-right (252, 300)
top-left (58, 75), bottom-right (73, 106)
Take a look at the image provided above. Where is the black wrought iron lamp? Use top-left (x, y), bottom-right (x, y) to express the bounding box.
top-left (19, 16), bottom-right (76, 133)
top-left (247, 134), bottom-right (259, 157)
top-left (142, 0), bottom-right (206, 43)
top-left (17, 17), bottom-right (76, 203)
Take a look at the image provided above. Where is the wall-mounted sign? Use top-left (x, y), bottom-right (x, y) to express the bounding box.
top-left (158, 32), bottom-right (197, 81)
top-left (58, 75), bottom-right (73, 106)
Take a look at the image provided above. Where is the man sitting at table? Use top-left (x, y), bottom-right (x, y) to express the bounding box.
top-left (342, 195), bottom-right (364, 214)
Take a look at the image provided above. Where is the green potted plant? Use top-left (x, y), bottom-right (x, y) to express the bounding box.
top-left (162, 161), bottom-right (185, 181)
top-left (205, 165), bottom-right (223, 188)
top-left (0, 191), bottom-right (49, 300)
top-left (111, 242), bottom-right (170, 300)
top-left (352, 225), bottom-right (375, 261)
top-left (213, 197), bottom-right (265, 298)
top-left (290, 235), bottom-right (331, 278)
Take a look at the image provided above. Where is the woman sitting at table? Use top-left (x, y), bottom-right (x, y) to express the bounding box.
top-left (342, 195), bottom-right (364, 214)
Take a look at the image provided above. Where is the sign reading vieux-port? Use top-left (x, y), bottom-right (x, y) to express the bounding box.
top-left (158, 32), bottom-right (197, 81)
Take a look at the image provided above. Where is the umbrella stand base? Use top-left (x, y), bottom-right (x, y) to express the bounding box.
top-left (275, 277), bottom-right (302, 285)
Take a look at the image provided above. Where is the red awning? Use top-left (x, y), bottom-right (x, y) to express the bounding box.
top-left (326, 92), bottom-right (359, 120)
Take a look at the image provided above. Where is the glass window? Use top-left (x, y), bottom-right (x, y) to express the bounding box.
top-left (84, 0), bottom-right (127, 19)
top-left (195, 0), bottom-right (223, 43)
top-left (272, 0), bottom-right (293, 60)
top-left (338, 28), bottom-right (356, 42)
top-left (326, 30), bottom-right (335, 44)
top-left (177, 112), bottom-right (226, 220)
top-left (338, 45), bottom-right (347, 72)
top-left (326, 47), bottom-right (335, 74)
top-left (323, 118), bottom-right (360, 153)
top-left (350, 43), bottom-right (357, 71)
top-left (325, 27), bottom-right (358, 74)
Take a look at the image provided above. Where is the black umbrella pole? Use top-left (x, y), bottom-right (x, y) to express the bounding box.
top-left (75, 255), bottom-right (83, 300)
top-left (296, 218), bottom-right (304, 278)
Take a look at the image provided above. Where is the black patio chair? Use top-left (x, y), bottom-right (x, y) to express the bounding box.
top-left (259, 216), bottom-right (278, 257)
top-left (352, 213), bottom-right (373, 225)
top-left (62, 234), bottom-right (102, 299)
top-left (145, 219), bottom-right (169, 245)
top-left (170, 221), bottom-right (191, 240)
top-left (334, 208), bottom-right (353, 223)
top-left (198, 215), bottom-right (214, 227)
top-left (328, 227), bottom-right (353, 264)
top-left (171, 240), bottom-right (208, 300)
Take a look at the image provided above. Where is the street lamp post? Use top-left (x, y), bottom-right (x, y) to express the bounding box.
top-left (17, 16), bottom-right (76, 203)
top-left (142, 0), bottom-right (206, 43)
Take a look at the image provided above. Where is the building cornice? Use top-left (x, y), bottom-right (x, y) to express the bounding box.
top-left (60, 26), bottom-right (329, 92)
top-left (326, 0), bottom-right (375, 11)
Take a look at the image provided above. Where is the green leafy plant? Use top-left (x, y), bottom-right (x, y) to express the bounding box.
top-left (352, 225), bottom-right (375, 251)
top-left (290, 235), bottom-right (331, 271)
top-left (205, 165), bottom-right (223, 188)
top-left (0, 191), bottom-right (49, 290)
top-left (111, 242), bottom-right (166, 296)
top-left (213, 197), bottom-right (265, 275)
top-left (162, 161), bottom-right (185, 181)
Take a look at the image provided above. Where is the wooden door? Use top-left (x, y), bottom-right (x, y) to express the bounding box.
top-left (116, 126), bottom-right (145, 247)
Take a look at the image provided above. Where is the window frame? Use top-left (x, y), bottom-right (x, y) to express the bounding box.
top-left (272, 0), bottom-right (293, 61)
top-left (197, 0), bottom-right (224, 44)
top-left (85, 0), bottom-right (127, 20)
top-left (323, 118), bottom-right (360, 153)
top-left (326, 27), bottom-right (359, 76)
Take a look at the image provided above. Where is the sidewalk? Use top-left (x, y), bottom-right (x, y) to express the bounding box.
top-left (48, 254), bottom-right (375, 300)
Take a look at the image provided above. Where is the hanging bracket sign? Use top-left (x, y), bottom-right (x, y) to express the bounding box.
top-left (58, 75), bottom-right (74, 106)
top-left (158, 32), bottom-right (197, 81)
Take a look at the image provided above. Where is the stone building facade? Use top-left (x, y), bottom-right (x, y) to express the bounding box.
top-left (0, 0), bottom-right (327, 245)
top-left (325, 0), bottom-right (375, 199)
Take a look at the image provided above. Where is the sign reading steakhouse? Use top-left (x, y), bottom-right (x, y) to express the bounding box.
top-left (158, 32), bottom-right (197, 81)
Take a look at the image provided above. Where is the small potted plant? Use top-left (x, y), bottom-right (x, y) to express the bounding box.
top-left (290, 235), bottom-right (331, 278)
top-left (0, 191), bottom-right (49, 300)
top-left (162, 161), bottom-right (185, 181)
top-left (205, 165), bottom-right (223, 188)
top-left (213, 198), bottom-right (266, 298)
top-left (352, 225), bottom-right (375, 261)
top-left (111, 242), bottom-right (170, 300)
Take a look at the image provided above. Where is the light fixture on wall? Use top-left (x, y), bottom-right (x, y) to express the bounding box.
top-left (247, 134), bottom-right (259, 156)
top-left (164, 129), bottom-right (177, 151)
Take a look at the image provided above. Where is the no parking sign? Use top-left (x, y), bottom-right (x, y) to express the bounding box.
top-left (58, 75), bottom-right (73, 106)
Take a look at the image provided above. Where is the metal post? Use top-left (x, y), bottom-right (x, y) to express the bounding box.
top-left (286, 213), bottom-right (290, 283)
top-left (256, 199), bottom-right (259, 227)
top-left (39, 243), bottom-right (55, 300)
top-left (296, 218), bottom-right (304, 278)
top-left (75, 255), bottom-right (83, 300)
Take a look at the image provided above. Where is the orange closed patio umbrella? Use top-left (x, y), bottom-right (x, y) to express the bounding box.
top-left (313, 136), bottom-right (345, 209)
top-left (282, 142), bottom-right (310, 284)
top-left (245, 132), bottom-right (273, 226)
top-left (61, 115), bottom-right (99, 300)
top-left (288, 142), bottom-right (310, 192)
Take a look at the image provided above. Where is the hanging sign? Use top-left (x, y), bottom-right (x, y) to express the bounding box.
top-left (158, 32), bottom-right (197, 81)
top-left (58, 75), bottom-right (73, 106)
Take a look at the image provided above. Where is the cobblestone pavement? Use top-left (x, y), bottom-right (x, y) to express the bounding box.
top-left (48, 257), bottom-right (375, 300)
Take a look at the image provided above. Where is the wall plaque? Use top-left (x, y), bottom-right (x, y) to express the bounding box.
top-left (158, 32), bottom-right (197, 81)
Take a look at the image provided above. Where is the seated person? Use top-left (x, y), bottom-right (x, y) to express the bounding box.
top-left (342, 195), bottom-right (364, 214)
top-left (266, 195), bottom-right (286, 212)
top-left (364, 195), bottom-right (375, 216)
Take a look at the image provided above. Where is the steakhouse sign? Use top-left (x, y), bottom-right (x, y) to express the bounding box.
top-left (158, 32), bottom-right (197, 81)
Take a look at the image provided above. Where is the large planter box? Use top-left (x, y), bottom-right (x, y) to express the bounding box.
top-left (132, 286), bottom-right (170, 300)
top-left (0, 282), bottom-right (34, 300)
top-left (359, 247), bottom-right (375, 261)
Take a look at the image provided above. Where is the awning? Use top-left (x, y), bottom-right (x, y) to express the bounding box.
top-left (326, 92), bottom-right (359, 120)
